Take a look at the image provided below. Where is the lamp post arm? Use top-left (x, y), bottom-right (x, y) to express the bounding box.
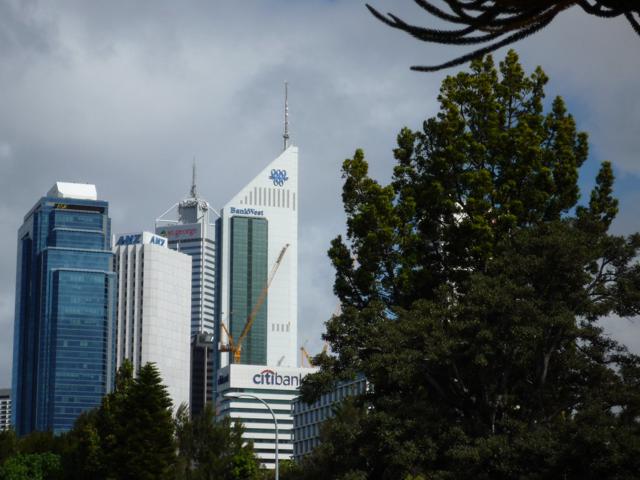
top-left (228, 393), bottom-right (279, 480)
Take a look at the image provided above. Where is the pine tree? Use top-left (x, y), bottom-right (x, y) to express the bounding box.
top-left (301, 51), bottom-right (640, 479)
top-left (116, 363), bottom-right (175, 480)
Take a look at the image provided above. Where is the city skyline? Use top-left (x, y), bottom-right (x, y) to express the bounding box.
top-left (1, 1), bottom-right (640, 390)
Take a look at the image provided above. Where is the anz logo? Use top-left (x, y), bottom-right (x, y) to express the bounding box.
top-left (116, 234), bottom-right (142, 246)
top-left (150, 236), bottom-right (166, 246)
top-left (269, 169), bottom-right (289, 187)
top-left (116, 234), bottom-right (165, 247)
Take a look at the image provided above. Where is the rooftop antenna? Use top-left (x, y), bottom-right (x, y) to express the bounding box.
top-left (190, 157), bottom-right (198, 198)
top-left (283, 81), bottom-right (290, 151)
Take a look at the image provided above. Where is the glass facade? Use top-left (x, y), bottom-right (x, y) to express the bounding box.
top-left (229, 217), bottom-right (268, 365)
top-left (12, 196), bottom-right (115, 435)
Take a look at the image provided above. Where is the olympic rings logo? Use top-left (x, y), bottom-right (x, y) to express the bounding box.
top-left (269, 169), bottom-right (289, 187)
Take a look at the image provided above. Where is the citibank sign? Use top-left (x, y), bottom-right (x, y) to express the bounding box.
top-left (253, 369), bottom-right (302, 387)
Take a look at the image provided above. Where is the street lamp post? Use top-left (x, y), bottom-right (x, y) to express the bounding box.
top-left (224, 392), bottom-right (279, 480)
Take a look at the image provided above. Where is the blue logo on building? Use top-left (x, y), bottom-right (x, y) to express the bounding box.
top-left (116, 234), bottom-right (142, 246)
top-left (230, 207), bottom-right (264, 216)
top-left (269, 169), bottom-right (288, 187)
top-left (149, 236), bottom-right (166, 246)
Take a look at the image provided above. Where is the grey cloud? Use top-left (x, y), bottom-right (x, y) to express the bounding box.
top-left (0, 1), bottom-right (639, 387)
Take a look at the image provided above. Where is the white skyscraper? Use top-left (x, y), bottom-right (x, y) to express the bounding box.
top-left (113, 232), bottom-right (192, 409)
top-left (156, 167), bottom-right (218, 415)
top-left (218, 145), bottom-right (299, 369)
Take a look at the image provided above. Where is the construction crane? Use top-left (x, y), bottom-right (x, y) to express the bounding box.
top-left (300, 301), bottom-right (341, 367)
top-left (220, 243), bottom-right (289, 364)
top-left (300, 341), bottom-right (329, 368)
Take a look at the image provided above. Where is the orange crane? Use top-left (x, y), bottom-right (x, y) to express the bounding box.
top-left (220, 243), bottom-right (289, 364)
top-left (300, 341), bottom-right (329, 367)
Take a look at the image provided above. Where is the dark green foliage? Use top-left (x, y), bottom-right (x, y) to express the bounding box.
top-left (116, 363), bottom-right (175, 479)
top-left (61, 410), bottom-right (102, 479)
top-left (0, 431), bottom-right (17, 465)
top-left (301, 51), bottom-right (640, 479)
top-left (63, 360), bottom-right (176, 479)
top-left (175, 403), bottom-right (260, 480)
top-left (2, 361), bottom-right (263, 479)
top-left (0, 453), bottom-right (62, 480)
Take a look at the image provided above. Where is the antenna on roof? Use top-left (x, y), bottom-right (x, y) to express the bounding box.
top-left (283, 81), bottom-right (290, 151)
top-left (190, 157), bottom-right (198, 199)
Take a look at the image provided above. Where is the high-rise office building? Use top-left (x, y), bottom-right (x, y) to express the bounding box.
top-left (214, 140), bottom-right (301, 468)
top-left (156, 168), bottom-right (217, 414)
top-left (12, 183), bottom-right (115, 435)
top-left (0, 389), bottom-right (11, 432)
top-left (218, 145), bottom-right (299, 368)
top-left (113, 232), bottom-right (192, 409)
top-left (156, 168), bottom-right (216, 336)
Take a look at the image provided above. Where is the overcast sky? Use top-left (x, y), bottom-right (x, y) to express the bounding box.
top-left (1, 1), bottom-right (639, 388)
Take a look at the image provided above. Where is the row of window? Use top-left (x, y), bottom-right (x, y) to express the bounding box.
top-left (239, 187), bottom-right (296, 211)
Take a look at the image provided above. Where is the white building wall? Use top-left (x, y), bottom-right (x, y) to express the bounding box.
top-left (141, 246), bottom-right (192, 409)
top-left (114, 233), bottom-right (192, 410)
top-left (219, 146), bottom-right (299, 368)
top-left (216, 364), bottom-right (316, 469)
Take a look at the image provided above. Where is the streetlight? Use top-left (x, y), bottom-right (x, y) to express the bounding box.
top-left (224, 392), bottom-right (279, 480)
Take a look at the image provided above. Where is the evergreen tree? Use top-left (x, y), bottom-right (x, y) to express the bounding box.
top-left (66, 360), bottom-right (176, 480)
top-left (175, 403), bottom-right (260, 480)
top-left (301, 51), bottom-right (640, 479)
top-left (0, 453), bottom-right (62, 480)
top-left (115, 362), bottom-right (175, 480)
top-left (0, 431), bottom-right (17, 465)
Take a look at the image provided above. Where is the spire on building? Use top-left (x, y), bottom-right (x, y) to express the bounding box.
top-left (283, 81), bottom-right (290, 151)
top-left (190, 158), bottom-right (198, 199)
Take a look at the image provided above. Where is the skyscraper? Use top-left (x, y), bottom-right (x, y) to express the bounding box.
top-left (218, 146), bottom-right (299, 368)
top-left (156, 166), bottom-right (217, 336)
top-left (12, 182), bottom-right (115, 435)
top-left (156, 167), bottom-right (217, 414)
top-left (113, 231), bottom-right (192, 409)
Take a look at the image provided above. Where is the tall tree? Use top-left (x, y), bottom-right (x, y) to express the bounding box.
top-left (301, 51), bottom-right (640, 479)
top-left (65, 360), bottom-right (176, 480)
top-left (114, 363), bottom-right (175, 480)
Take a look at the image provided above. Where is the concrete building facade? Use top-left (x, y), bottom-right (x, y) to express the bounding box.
top-left (156, 172), bottom-right (217, 414)
top-left (113, 231), bottom-right (192, 409)
top-left (216, 364), bottom-right (316, 469)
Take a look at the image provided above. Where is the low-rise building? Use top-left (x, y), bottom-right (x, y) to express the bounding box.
top-left (216, 364), bottom-right (316, 469)
top-left (292, 375), bottom-right (368, 461)
top-left (0, 389), bottom-right (11, 431)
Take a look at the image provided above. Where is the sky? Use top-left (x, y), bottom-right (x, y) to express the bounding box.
top-left (1, 0), bottom-right (639, 388)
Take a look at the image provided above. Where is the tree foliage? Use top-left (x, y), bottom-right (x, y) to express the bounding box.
top-left (0, 453), bottom-right (62, 480)
top-left (367, 1), bottom-right (640, 71)
top-left (174, 403), bottom-right (260, 480)
top-left (63, 360), bottom-right (176, 480)
top-left (300, 51), bottom-right (640, 479)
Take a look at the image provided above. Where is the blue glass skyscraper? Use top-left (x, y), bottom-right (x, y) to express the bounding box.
top-left (12, 183), bottom-right (115, 435)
